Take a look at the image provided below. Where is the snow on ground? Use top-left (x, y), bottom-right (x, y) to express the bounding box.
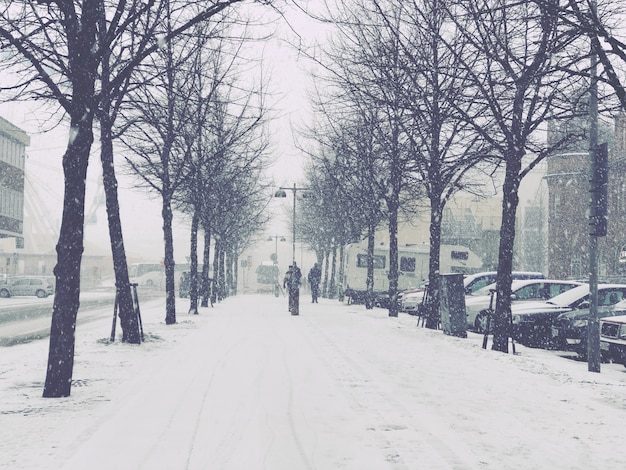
top-left (1, 293), bottom-right (625, 469)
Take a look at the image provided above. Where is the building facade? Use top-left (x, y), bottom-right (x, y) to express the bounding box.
top-left (546, 113), bottom-right (626, 282)
top-left (0, 117), bottom-right (30, 274)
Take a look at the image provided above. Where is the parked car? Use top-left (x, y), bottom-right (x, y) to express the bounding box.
top-left (179, 271), bottom-right (210, 298)
top-left (600, 314), bottom-right (626, 366)
top-left (463, 271), bottom-right (544, 296)
top-left (466, 279), bottom-right (582, 332)
top-left (130, 270), bottom-right (164, 288)
top-left (511, 284), bottom-right (626, 347)
top-left (401, 271), bottom-right (546, 315)
top-left (0, 276), bottom-right (55, 298)
top-left (552, 299), bottom-right (626, 356)
top-left (399, 284), bottom-right (428, 314)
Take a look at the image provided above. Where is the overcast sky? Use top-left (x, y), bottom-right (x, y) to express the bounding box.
top-left (0, 3), bottom-right (331, 261)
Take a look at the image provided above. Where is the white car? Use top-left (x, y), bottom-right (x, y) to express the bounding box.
top-left (130, 270), bottom-right (165, 288)
top-left (400, 288), bottom-right (427, 314)
top-left (0, 276), bottom-right (55, 298)
top-left (466, 279), bottom-right (582, 332)
top-left (462, 271), bottom-right (544, 295)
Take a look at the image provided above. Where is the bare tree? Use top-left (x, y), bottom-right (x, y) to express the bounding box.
top-left (299, 110), bottom-right (387, 306)
top-left (120, 15), bottom-right (208, 325)
top-left (315, 1), bottom-right (427, 316)
top-left (0, 0), bottom-right (272, 397)
top-left (536, 0), bottom-right (626, 107)
top-left (445, 0), bottom-right (587, 352)
top-left (366, 0), bottom-right (495, 328)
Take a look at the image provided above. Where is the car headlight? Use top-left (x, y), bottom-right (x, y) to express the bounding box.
top-left (572, 319), bottom-right (588, 328)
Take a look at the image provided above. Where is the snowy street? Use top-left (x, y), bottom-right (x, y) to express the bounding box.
top-left (1, 293), bottom-right (625, 469)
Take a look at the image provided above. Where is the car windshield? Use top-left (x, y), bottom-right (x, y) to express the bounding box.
top-left (470, 279), bottom-right (535, 297)
top-left (545, 284), bottom-right (589, 306)
top-left (472, 283), bottom-right (497, 296)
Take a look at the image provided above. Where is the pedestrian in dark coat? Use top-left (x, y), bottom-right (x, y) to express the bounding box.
top-left (308, 263), bottom-right (322, 303)
top-left (283, 263), bottom-right (302, 315)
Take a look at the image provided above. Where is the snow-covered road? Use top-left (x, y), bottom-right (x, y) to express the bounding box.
top-left (2, 293), bottom-right (625, 469)
top-left (61, 295), bottom-right (471, 469)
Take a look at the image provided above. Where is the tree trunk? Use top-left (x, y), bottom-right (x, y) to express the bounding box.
top-left (218, 247), bottom-right (226, 301)
top-left (387, 195), bottom-right (399, 318)
top-left (492, 158), bottom-right (522, 353)
top-left (338, 244), bottom-right (345, 301)
top-left (43, 115), bottom-right (94, 398)
top-left (211, 239), bottom-right (220, 305)
top-left (322, 249), bottom-right (330, 298)
top-left (226, 249), bottom-right (234, 297)
top-left (232, 252), bottom-right (239, 295)
top-left (43, 1), bottom-right (99, 397)
top-left (100, 127), bottom-right (139, 342)
top-left (96, 3), bottom-right (139, 344)
top-left (425, 203), bottom-right (444, 329)
top-left (366, 223), bottom-right (375, 309)
top-left (188, 209), bottom-right (200, 315)
top-left (328, 244), bottom-right (337, 299)
top-left (201, 227), bottom-right (211, 307)
top-left (162, 196), bottom-right (176, 324)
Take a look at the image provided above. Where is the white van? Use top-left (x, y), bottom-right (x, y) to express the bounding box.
top-left (342, 243), bottom-right (482, 305)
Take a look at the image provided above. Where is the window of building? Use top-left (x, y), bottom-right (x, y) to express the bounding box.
top-left (400, 256), bottom-right (416, 272)
top-left (357, 254), bottom-right (386, 269)
top-left (570, 253), bottom-right (582, 278)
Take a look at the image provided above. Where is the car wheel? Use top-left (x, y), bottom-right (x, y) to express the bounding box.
top-left (0, 288), bottom-right (10, 298)
top-left (474, 311), bottom-right (490, 333)
top-left (36, 289), bottom-right (47, 298)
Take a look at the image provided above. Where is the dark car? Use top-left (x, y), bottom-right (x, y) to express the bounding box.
top-left (600, 314), bottom-right (626, 366)
top-left (179, 271), bottom-right (209, 298)
top-left (510, 284), bottom-right (626, 348)
top-left (552, 298), bottom-right (626, 356)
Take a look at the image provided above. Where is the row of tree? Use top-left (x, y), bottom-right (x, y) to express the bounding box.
top-left (0, 0), bottom-right (278, 398)
top-left (294, 0), bottom-right (626, 353)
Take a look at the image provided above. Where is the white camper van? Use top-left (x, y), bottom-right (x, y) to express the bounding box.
top-left (342, 243), bottom-right (482, 306)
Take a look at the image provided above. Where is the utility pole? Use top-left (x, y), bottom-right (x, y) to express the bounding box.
top-left (587, 0), bottom-right (608, 373)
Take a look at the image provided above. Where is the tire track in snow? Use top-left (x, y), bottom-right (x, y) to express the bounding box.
top-left (298, 311), bottom-right (480, 470)
top-left (280, 339), bottom-right (315, 470)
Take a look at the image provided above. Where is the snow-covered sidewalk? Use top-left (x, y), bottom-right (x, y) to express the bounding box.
top-left (1, 294), bottom-right (625, 469)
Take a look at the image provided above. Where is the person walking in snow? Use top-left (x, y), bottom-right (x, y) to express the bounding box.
top-left (308, 263), bottom-right (322, 303)
top-left (283, 262), bottom-right (302, 315)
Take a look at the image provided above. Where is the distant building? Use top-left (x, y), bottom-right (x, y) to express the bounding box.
top-left (545, 112), bottom-right (626, 281)
top-left (0, 116), bottom-right (30, 273)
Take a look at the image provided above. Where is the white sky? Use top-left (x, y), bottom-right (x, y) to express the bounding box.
top-left (1, 292), bottom-right (625, 469)
top-left (0, 3), bottom-right (329, 261)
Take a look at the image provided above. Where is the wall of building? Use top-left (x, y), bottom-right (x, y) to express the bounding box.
top-left (546, 113), bottom-right (626, 282)
top-left (0, 116), bottom-right (29, 243)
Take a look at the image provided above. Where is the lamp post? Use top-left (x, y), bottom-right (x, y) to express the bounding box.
top-left (275, 184), bottom-right (309, 315)
top-left (274, 184), bottom-right (309, 264)
top-left (267, 234), bottom-right (287, 264)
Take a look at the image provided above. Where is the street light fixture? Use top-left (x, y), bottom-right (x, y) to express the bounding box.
top-left (274, 183), bottom-right (309, 264)
top-left (267, 235), bottom-right (287, 264)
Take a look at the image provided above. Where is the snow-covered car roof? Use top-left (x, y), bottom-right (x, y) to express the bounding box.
top-left (600, 314), bottom-right (626, 324)
top-left (471, 278), bottom-right (581, 297)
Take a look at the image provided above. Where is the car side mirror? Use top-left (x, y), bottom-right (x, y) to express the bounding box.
top-left (510, 293), bottom-right (517, 300)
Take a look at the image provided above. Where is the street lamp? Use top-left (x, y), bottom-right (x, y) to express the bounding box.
top-left (274, 184), bottom-right (309, 264)
top-left (267, 235), bottom-right (287, 264)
